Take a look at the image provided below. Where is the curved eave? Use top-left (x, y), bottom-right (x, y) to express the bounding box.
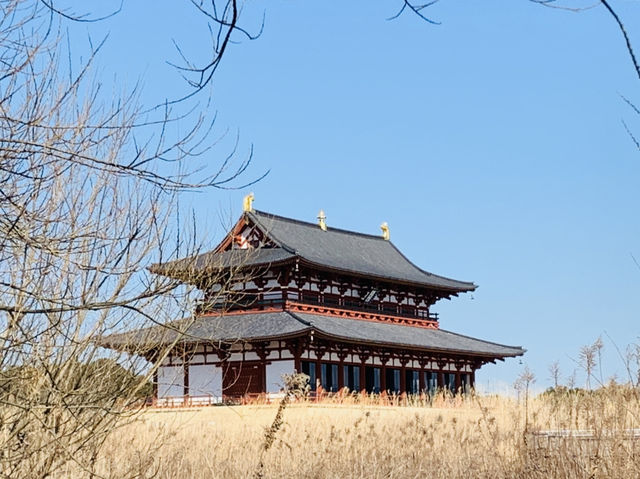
top-left (309, 328), bottom-right (525, 360)
top-left (99, 324), bottom-right (313, 353)
top-left (295, 257), bottom-right (477, 295)
top-left (148, 256), bottom-right (297, 285)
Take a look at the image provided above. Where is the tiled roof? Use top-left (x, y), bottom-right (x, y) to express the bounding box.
top-left (152, 210), bottom-right (476, 292)
top-left (103, 311), bottom-right (524, 359)
top-left (248, 210), bottom-right (476, 292)
top-left (150, 247), bottom-right (295, 276)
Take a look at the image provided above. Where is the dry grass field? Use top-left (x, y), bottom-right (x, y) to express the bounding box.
top-left (49, 386), bottom-right (640, 479)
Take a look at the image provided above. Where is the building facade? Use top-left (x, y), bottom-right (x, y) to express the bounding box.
top-left (110, 198), bottom-right (524, 404)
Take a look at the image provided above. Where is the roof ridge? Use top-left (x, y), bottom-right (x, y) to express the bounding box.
top-left (251, 209), bottom-right (389, 241)
top-left (246, 210), bottom-right (297, 254)
top-left (252, 209), bottom-right (476, 291)
top-left (286, 310), bottom-right (314, 327)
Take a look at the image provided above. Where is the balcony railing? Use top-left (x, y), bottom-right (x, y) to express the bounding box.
top-left (200, 293), bottom-right (438, 322)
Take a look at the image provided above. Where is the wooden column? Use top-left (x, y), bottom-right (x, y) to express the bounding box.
top-left (286, 338), bottom-right (304, 374)
top-left (183, 360), bottom-right (190, 403)
top-left (418, 357), bottom-right (428, 393)
top-left (152, 367), bottom-right (158, 402)
top-left (437, 360), bottom-right (446, 389)
top-left (338, 283), bottom-right (348, 307)
top-left (253, 277), bottom-right (266, 309)
top-left (277, 268), bottom-right (290, 306)
top-left (337, 349), bottom-right (348, 390)
top-left (358, 348), bottom-right (370, 394)
top-left (315, 342), bottom-right (328, 392)
top-left (380, 351), bottom-right (392, 394)
top-left (294, 350), bottom-right (301, 374)
top-left (315, 361), bottom-right (322, 390)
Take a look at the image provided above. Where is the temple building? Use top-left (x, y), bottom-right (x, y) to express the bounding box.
top-left (108, 195), bottom-right (524, 404)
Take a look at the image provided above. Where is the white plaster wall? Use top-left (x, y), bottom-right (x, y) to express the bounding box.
top-left (266, 360), bottom-right (295, 393)
top-left (188, 364), bottom-right (222, 398)
top-left (157, 365), bottom-right (184, 398)
top-left (190, 353), bottom-right (205, 364)
top-left (266, 351), bottom-right (278, 360)
top-left (265, 279), bottom-right (280, 288)
top-left (280, 350), bottom-right (293, 359)
top-left (244, 351), bottom-right (260, 361)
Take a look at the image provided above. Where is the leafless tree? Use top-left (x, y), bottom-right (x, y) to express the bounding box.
top-left (578, 338), bottom-right (604, 390)
top-left (548, 360), bottom-right (562, 389)
top-left (0, 1), bottom-right (255, 477)
top-left (514, 365), bottom-right (536, 432)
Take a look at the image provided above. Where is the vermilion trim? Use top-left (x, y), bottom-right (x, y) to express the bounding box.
top-left (200, 301), bottom-right (439, 330)
top-left (286, 302), bottom-right (439, 329)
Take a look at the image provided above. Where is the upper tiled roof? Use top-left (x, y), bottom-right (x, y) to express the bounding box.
top-left (152, 209), bottom-right (476, 292)
top-left (247, 210), bottom-right (476, 292)
top-left (103, 311), bottom-right (524, 359)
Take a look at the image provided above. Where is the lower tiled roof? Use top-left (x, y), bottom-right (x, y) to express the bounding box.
top-left (291, 312), bottom-right (524, 358)
top-left (103, 311), bottom-right (524, 359)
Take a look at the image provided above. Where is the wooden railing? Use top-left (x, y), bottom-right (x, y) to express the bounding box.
top-left (201, 294), bottom-right (438, 322)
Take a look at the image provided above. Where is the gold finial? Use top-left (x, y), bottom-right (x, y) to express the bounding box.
top-left (242, 192), bottom-right (255, 212)
top-left (317, 209), bottom-right (327, 231)
top-left (380, 222), bottom-right (390, 240)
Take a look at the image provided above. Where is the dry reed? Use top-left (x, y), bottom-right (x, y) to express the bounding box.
top-left (46, 384), bottom-right (640, 479)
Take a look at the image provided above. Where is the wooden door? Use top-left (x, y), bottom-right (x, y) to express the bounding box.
top-left (223, 362), bottom-right (265, 397)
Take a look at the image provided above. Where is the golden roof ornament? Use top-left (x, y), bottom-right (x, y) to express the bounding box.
top-left (317, 209), bottom-right (327, 231)
top-left (380, 222), bottom-right (390, 241)
top-left (242, 192), bottom-right (255, 213)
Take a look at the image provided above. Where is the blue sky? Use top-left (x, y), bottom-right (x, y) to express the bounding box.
top-left (76, 1), bottom-right (640, 391)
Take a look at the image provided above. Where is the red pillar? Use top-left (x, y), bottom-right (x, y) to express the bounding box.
top-left (152, 367), bottom-right (158, 404)
top-left (315, 361), bottom-right (322, 389)
top-left (183, 362), bottom-right (190, 406)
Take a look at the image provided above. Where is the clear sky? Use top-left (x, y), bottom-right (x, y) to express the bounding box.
top-left (70, 0), bottom-right (640, 392)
